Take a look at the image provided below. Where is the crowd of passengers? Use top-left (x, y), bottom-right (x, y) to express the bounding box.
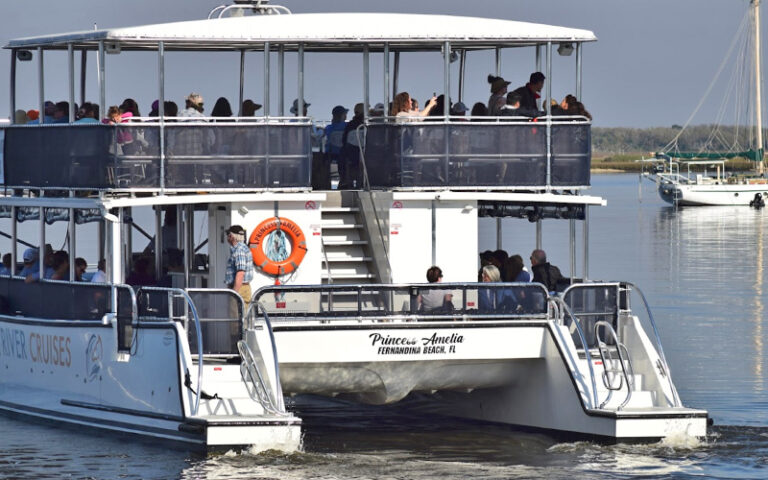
top-left (418, 248), bottom-right (564, 315)
top-left (0, 246), bottom-right (101, 283)
top-left (12, 71), bottom-right (590, 189)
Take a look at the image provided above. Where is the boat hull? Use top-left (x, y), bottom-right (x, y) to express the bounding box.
top-left (659, 182), bottom-right (768, 206)
top-left (0, 316), bottom-right (301, 450)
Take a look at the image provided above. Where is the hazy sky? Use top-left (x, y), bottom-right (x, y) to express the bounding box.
top-left (0, 0), bottom-right (759, 127)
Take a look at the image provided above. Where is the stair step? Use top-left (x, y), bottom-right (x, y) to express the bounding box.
top-left (322, 240), bottom-right (369, 246)
top-left (323, 256), bottom-right (373, 263)
top-left (322, 273), bottom-right (375, 280)
top-left (323, 207), bottom-right (360, 213)
top-left (321, 224), bottom-right (364, 230)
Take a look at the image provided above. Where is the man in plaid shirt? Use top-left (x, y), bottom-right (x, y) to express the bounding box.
top-left (225, 225), bottom-right (255, 311)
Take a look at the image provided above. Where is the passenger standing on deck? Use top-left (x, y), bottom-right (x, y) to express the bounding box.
top-left (530, 249), bottom-right (563, 292)
top-left (341, 103), bottom-right (365, 189)
top-left (225, 225), bottom-right (255, 311)
top-left (325, 105), bottom-right (348, 189)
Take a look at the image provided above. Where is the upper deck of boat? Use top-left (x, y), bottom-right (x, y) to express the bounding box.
top-left (1, 8), bottom-right (596, 196)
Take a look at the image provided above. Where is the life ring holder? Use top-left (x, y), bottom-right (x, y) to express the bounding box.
top-left (248, 217), bottom-right (308, 276)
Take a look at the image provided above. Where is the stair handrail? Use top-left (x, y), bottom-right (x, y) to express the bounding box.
top-left (355, 124), bottom-right (392, 275)
top-left (242, 300), bottom-right (287, 412)
top-left (136, 286), bottom-right (204, 415)
top-left (236, 339), bottom-right (284, 415)
top-left (621, 282), bottom-right (682, 407)
top-left (594, 320), bottom-right (633, 410)
top-left (548, 296), bottom-right (599, 409)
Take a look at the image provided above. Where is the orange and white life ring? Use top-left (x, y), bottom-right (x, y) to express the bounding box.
top-left (248, 217), bottom-right (307, 276)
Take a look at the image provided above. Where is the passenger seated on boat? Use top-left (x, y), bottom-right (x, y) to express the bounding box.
top-left (479, 264), bottom-right (502, 312)
top-left (501, 92), bottom-right (542, 118)
top-left (470, 102), bottom-right (488, 118)
top-left (530, 249), bottom-right (563, 293)
top-left (391, 92), bottom-right (437, 121)
top-left (19, 248), bottom-right (39, 282)
top-left (554, 94), bottom-right (592, 120)
top-left (75, 102), bottom-right (99, 123)
top-left (510, 71), bottom-right (546, 112)
top-left (120, 98), bottom-right (140, 118)
top-left (90, 259), bottom-right (107, 283)
top-left (419, 266), bottom-right (454, 313)
top-left (450, 102), bottom-right (469, 118)
top-left (241, 99), bottom-right (262, 117)
top-left (487, 74), bottom-right (511, 116)
top-left (52, 101), bottom-right (70, 124)
top-left (74, 257), bottom-right (88, 282)
top-left (126, 255), bottom-right (156, 287)
top-left (498, 255), bottom-right (532, 313)
top-left (49, 251), bottom-right (70, 281)
top-left (0, 254), bottom-right (10, 276)
top-left (369, 103), bottom-right (386, 117)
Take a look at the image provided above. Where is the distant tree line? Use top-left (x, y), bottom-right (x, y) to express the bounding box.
top-left (591, 125), bottom-right (764, 155)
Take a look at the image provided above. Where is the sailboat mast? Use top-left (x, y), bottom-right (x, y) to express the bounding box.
top-left (756, 0), bottom-right (765, 174)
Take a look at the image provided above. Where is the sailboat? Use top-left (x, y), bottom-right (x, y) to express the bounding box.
top-left (649, 0), bottom-right (768, 206)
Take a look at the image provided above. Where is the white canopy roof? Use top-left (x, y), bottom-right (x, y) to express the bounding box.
top-left (5, 13), bottom-right (597, 51)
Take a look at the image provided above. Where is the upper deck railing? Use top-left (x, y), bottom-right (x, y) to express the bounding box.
top-left (0, 116), bottom-right (590, 192)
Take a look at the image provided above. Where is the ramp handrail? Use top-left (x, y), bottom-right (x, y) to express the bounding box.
top-left (622, 282), bottom-right (682, 407)
top-left (137, 286), bottom-right (204, 415)
top-left (594, 320), bottom-right (633, 410)
top-left (548, 296), bottom-right (599, 409)
top-left (237, 340), bottom-right (284, 415)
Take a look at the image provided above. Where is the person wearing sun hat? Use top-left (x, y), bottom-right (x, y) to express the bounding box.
top-left (487, 74), bottom-right (511, 116)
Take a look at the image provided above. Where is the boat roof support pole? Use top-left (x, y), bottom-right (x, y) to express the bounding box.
top-left (569, 217), bottom-right (576, 283)
top-left (10, 208), bottom-right (17, 277)
top-left (68, 201), bottom-right (76, 281)
top-left (535, 218), bottom-right (542, 250)
top-left (495, 47), bottom-right (501, 76)
top-left (158, 41), bottom-right (166, 191)
top-left (545, 41), bottom-right (552, 188)
top-left (38, 47), bottom-right (44, 126)
top-left (10, 49), bottom-right (16, 124)
top-left (298, 43), bottom-right (304, 116)
top-left (363, 45), bottom-right (370, 121)
top-left (383, 43), bottom-right (390, 117)
top-left (459, 50), bottom-right (467, 103)
top-left (536, 45), bottom-right (542, 74)
top-left (98, 41), bottom-right (105, 130)
top-left (184, 205), bottom-right (192, 288)
top-left (431, 200), bottom-right (437, 266)
top-left (496, 218), bottom-right (502, 250)
top-left (576, 42), bottom-right (582, 100)
top-left (68, 43), bottom-right (75, 122)
top-left (278, 45), bottom-right (285, 116)
top-left (238, 49), bottom-right (245, 116)
top-left (444, 41), bottom-right (451, 122)
top-left (154, 207), bottom-right (162, 282)
top-left (98, 215), bottom-right (105, 266)
top-left (393, 51), bottom-right (400, 102)
top-left (79, 49), bottom-right (87, 106)
top-left (125, 207), bottom-right (133, 277)
top-left (582, 206), bottom-right (589, 280)
top-left (264, 41), bottom-right (270, 117)
top-left (38, 206), bottom-right (45, 280)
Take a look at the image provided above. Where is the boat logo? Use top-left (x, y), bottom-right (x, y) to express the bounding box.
top-left (85, 334), bottom-right (103, 382)
top-left (304, 200), bottom-right (317, 210)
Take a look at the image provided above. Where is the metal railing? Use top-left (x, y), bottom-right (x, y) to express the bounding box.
top-left (239, 300), bottom-right (287, 414)
top-left (136, 286), bottom-right (205, 415)
top-left (594, 320), bottom-right (633, 410)
top-left (549, 295), bottom-right (599, 409)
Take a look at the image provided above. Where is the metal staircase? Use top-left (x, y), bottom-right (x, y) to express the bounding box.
top-left (320, 191), bottom-right (378, 285)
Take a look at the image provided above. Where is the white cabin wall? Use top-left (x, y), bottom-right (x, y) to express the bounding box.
top-left (389, 200), bottom-right (478, 283)
top-left (208, 200), bottom-right (322, 292)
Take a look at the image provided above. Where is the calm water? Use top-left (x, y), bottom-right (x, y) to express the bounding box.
top-left (2, 173), bottom-right (767, 479)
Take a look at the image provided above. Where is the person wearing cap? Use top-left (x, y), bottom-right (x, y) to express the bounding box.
top-left (487, 75), bottom-right (511, 116)
top-left (290, 98), bottom-right (310, 117)
top-left (450, 101), bottom-right (469, 117)
top-left (225, 225), bottom-right (255, 311)
top-left (18, 248), bottom-right (40, 282)
top-left (510, 72), bottom-right (546, 112)
top-left (369, 103), bottom-right (385, 117)
top-left (241, 99), bottom-right (262, 117)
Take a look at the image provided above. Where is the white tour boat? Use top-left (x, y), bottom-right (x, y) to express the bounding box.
top-left (0, 0), bottom-right (707, 444)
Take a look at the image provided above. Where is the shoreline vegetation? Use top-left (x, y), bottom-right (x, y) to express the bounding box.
top-left (590, 125), bottom-right (763, 173)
